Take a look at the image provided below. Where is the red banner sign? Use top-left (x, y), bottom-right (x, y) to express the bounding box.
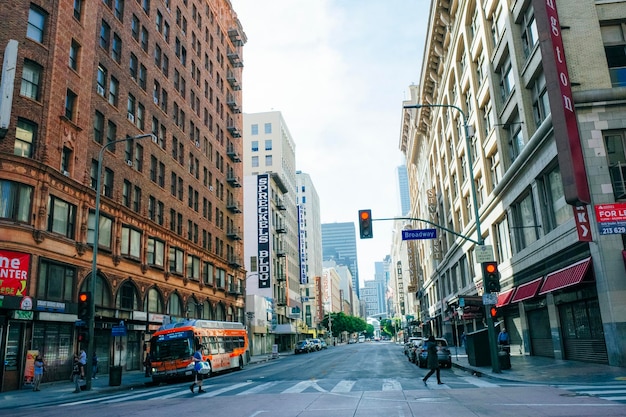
top-left (0, 250), bottom-right (30, 296)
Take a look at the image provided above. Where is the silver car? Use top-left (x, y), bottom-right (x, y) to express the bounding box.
top-left (417, 338), bottom-right (452, 368)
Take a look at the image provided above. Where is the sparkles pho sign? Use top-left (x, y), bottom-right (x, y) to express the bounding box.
top-left (257, 174), bottom-right (271, 288)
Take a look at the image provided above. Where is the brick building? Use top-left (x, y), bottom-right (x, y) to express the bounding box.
top-left (0, 0), bottom-right (245, 390)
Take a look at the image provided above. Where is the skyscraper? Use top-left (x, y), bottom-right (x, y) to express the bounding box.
top-left (397, 164), bottom-right (411, 216)
top-left (321, 222), bottom-right (360, 298)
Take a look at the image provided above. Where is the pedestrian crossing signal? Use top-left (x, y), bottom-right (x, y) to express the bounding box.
top-left (358, 210), bottom-right (373, 239)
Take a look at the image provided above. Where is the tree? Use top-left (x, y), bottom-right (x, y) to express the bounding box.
top-left (320, 312), bottom-right (368, 337)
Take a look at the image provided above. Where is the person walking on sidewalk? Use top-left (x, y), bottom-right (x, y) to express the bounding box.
top-left (189, 343), bottom-right (206, 394)
top-left (422, 335), bottom-right (443, 386)
top-left (32, 355), bottom-right (44, 391)
top-left (78, 349), bottom-right (87, 379)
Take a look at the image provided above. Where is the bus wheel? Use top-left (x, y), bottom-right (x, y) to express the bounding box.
top-left (238, 355), bottom-right (244, 370)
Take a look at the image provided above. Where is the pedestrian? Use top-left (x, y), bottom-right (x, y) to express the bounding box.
top-left (92, 352), bottom-right (98, 379)
top-left (422, 335), bottom-right (443, 385)
top-left (498, 327), bottom-right (510, 353)
top-left (189, 342), bottom-right (206, 394)
top-left (72, 354), bottom-right (82, 393)
top-left (33, 355), bottom-right (44, 391)
top-left (78, 349), bottom-right (87, 379)
top-left (461, 331), bottom-right (466, 347)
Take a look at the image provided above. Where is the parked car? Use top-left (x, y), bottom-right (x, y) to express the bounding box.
top-left (417, 337), bottom-right (452, 368)
top-left (295, 340), bottom-right (312, 354)
top-left (407, 338), bottom-right (426, 363)
top-left (320, 339), bottom-right (328, 349)
top-left (310, 339), bottom-right (323, 351)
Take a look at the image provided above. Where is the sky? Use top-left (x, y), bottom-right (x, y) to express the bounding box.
top-left (230, 0), bottom-right (429, 284)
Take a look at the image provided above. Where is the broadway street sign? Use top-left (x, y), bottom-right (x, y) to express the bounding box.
top-left (402, 229), bottom-right (437, 240)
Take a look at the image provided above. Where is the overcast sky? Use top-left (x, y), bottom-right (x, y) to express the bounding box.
top-left (231, 0), bottom-right (429, 284)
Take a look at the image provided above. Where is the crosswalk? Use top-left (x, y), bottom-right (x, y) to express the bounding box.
top-left (23, 379), bottom-right (626, 409)
top-left (50, 376), bottom-right (511, 407)
top-left (555, 384), bottom-right (626, 405)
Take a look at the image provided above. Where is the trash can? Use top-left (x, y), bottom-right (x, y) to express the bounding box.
top-left (465, 328), bottom-right (491, 366)
top-left (109, 365), bottom-right (122, 386)
top-left (498, 346), bottom-right (511, 370)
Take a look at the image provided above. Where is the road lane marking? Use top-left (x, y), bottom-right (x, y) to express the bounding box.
top-left (331, 380), bottom-right (356, 393)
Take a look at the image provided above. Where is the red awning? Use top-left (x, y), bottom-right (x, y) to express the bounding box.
top-left (511, 277), bottom-right (543, 303)
top-left (496, 288), bottom-right (515, 307)
top-left (538, 257), bottom-right (592, 295)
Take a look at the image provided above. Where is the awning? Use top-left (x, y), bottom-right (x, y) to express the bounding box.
top-left (496, 288), bottom-right (515, 307)
top-left (538, 257), bottom-right (592, 295)
top-left (511, 277), bottom-right (543, 303)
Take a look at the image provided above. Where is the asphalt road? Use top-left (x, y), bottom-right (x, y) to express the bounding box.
top-left (6, 342), bottom-right (626, 417)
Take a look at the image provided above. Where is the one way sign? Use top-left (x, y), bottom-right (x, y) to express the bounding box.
top-left (574, 205), bottom-right (592, 242)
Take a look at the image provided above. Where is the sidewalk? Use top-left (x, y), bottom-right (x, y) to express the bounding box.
top-left (450, 348), bottom-right (626, 385)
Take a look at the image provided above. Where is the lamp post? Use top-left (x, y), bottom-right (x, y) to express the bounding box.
top-left (403, 103), bottom-right (500, 373)
top-left (87, 133), bottom-right (155, 390)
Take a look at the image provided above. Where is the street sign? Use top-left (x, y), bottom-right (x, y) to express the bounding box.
top-left (474, 245), bottom-right (494, 263)
top-left (401, 229), bottom-right (437, 240)
top-left (482, 293), bottom-right (498, 306)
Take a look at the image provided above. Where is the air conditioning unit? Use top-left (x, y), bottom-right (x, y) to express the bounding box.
top-left (209, 185), bottom-right (214, 192)
top-left (127, 113), bottom-right (135, 122)
top-left (97, 85), bottom-right (105, 96)
top-left (126, 160), bottom-right (133, 166)
top-left (153, 96), bottom-right (159, 104)
top-left (62, 170), bottom-right (70, 176)
top-left (195, 140), bottom-right (200, 148)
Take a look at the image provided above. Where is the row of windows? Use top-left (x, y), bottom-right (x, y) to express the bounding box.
top-left (0, 179), bottom-right (237, 268)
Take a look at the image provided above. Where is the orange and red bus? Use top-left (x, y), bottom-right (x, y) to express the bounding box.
top-left (148, 319), bottom-right (249, 383)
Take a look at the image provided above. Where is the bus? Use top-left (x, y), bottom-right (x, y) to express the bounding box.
top-left (148, 319), bottom-right (249, 383)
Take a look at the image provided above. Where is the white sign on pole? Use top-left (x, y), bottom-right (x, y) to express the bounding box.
top-left (475, 245), bottom-right (494, 263)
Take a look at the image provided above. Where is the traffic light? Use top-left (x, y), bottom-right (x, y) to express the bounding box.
top-left (78, 330), bottom-right (89, 344)
top-left (489, 306), bottom-right (499, 319)
top-left (358, 209), bottom-right (373, 239)
top-left (482, 262), bottom-right (500, 293)
top-left (77, 291), bottom-right (91, 321)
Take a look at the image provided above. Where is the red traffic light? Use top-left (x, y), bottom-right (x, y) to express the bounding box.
top-left (358, 209), bottom-right (373, 239)
top-left (485, 263), bottom-right (497, 274)
top-left (360, 210), bottom-right (370, 220)
top-left (79, 292), bottom-right (89, 302)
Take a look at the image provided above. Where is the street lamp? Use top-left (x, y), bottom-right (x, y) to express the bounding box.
top-left (403, 103), bottom-right (500, 373)
top-left (87, 133), bottom-right (155, 390)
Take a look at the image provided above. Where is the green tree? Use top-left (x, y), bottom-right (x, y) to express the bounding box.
top-left (320, 312), bottom-right (368, 337)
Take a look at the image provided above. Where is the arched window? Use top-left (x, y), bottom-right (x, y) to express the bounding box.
top-left (145, 287), bottom-right (164, 313)
top-left (215, 302), bottom-right (225, 321)
top-left (167, 292), bottom-right (183, 317)
top-left (81, 273), bottom-right (112, 308)
top-left (116, 281), bottom-right (139, 310)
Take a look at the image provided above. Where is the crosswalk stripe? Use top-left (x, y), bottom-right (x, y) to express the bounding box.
top-left (200, 382), bottom-right (253, 397)
top-left (577, 389), bottom-right (626, 395)
top-left (331, 380), bottom-right (356, 393)
top-left (282, 380), bottom-right (314, 393)
top-left (237, 381), bottom-right (278, 395)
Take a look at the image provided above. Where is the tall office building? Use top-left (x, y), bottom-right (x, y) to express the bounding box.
top-left (397, 0), bottom-right (626, 366)
top-left (242, 111), bottom-right (301, 351)
top-left (397, 164), bottom-right (411, 216)
top-left (0, 0), bottom-right (246, 390)
top-left (296, 171), bottom-right (323, 330)
top-left (321, 222), bottom-right (360, 299)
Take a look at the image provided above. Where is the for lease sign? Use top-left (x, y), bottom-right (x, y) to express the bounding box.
top-left (594, 203), bottom-right (626, 235)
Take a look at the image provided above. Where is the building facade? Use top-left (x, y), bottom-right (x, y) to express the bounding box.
top-left (0, 0), bottom-right (246, 390)
top-left (398, 0), bottom-right (626, 366)
top-left (242, 111), bottom-right (301, 352)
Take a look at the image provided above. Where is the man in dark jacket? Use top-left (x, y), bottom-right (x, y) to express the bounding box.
top-left (422, 335), bottom-right (443, 385)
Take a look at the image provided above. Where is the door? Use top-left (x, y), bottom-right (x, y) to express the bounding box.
top-left (3, 322), bottom-right (24, 391)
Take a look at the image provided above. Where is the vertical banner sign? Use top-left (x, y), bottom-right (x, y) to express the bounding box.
top-left (573, 205), bottom-right (592, 242)
top-left (0, 250), bottom-right (30, 296)
top-left (297, 205), bottom-right (307, 285)
top-left (257, 174), bottom-right (271, 288)
top-left (427, 188), bottom-right (442, 260)
top-left (533, 0), bottom-right (591, 205)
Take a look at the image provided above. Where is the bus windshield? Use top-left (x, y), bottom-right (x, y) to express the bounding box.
top-left (150, 330), bottom-right (194, 361)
